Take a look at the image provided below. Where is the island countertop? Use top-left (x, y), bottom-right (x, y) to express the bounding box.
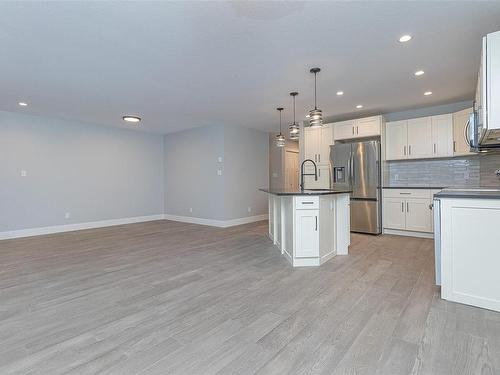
top-left (259, 188), bottom-right (352, 196)
top-left (434, 188), bottom-right (500, 199)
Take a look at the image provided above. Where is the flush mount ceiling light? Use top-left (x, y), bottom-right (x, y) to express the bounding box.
top-left (414, 70), bottom-right (425, 76)
top-left (289, 92), bottom-right (299, 140)
top-left (18, 102), bottom-right (28, 107)
top-left (356, 104), bottom-right (363, 109)
top-left (122, 115), bottom-right (141, 123)
top-left (399, 34), bottom-right (412, 43)
top-left (308, 67), bottom-right (323, 128)
top-left (336, 91), bottom-right (344, 96)
top-left (424, 91), bottom-right (433, 96)
top-left (275, 107), bottom-right (286, 147)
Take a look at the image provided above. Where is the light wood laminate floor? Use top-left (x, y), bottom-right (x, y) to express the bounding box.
top-left (0, 220), bottom-right (499, 375)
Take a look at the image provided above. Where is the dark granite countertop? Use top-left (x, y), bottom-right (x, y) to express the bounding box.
top-left (434, 188), bottom-right (500, 199)
top-left (259, 188), bottom-right (351, 196)
top-left (382, 186), bottom-right (446, 190)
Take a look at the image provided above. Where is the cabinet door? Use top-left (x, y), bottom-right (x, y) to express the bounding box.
top-left (407, 117), bottom-right (433, 159)
top-left (453, 108), bottom-right (473, 155)
top-left (383, 198), bottom-right (406, 230)
top-left (303, 165), bottom-right (330, 189)
top-left (318, 125), bottom-right (333, 164)
top-left (334, 120), bottom-right (356, 141)
top-left (304, 127), bottom-right (319, 162)
top-left (385, 121), bottom-right (407, 160)
top-left (295, 209), bottom-right (319, 258)
top-left (431, 114), bottom-right (453, 158)
top-left (355, 116), bottom-right (381, 137)
top-left (405, 198), bottom-right (432, 232)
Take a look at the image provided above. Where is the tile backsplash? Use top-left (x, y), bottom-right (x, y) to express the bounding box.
top-left (384, 153), bottom-right (500, 187)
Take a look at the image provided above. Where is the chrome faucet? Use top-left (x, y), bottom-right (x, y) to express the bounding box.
top-left (300, 159), bottom-right (318, 191)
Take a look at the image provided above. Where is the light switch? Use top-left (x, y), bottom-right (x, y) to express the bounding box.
top-left (217, 169), bottom-right (222, 176)
top-left (218, 156), bottom-right (223, 163)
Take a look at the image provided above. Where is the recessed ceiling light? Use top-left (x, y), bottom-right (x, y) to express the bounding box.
top-left (122, 115), bottom-right (141, 123)
top-left (424, 91), bottom-right (433, 96)
top-left (399, 34), bottom-right (412, 43)
top-left (356, 105), bottom-right (363, 109)
top-left (336, 91), bottom-right (344, 96)
top-left (414, 70), bottom-right (425, 76)
top-left (18, 102), bottom-right (28, 107)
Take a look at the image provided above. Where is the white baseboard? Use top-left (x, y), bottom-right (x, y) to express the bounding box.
top-left (0, 214), bottom-right (164, 241)
top-left (163, 214), bottom-right (268, 228)
top-left (383, 228), bottom-right (434, 239)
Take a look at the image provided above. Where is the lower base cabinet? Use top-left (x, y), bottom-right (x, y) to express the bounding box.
top-left (295, 209), bottom-right (319, 258)
top-left (382, 188), bottom-right (439, 235)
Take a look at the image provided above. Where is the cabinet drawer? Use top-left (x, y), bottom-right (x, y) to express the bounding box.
top-left (295, 196), bottom-right (319, 210)
top-left (383, 188), bottom-right (431, 199)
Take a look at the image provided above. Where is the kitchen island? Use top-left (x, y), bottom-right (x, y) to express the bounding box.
top-left (260, 188), bottom-right (351, 267)
top-left (434, 188), bottom-right (500, 312)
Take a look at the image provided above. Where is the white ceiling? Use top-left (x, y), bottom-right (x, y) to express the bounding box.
top-left (1, 1), bottom-right (500, 134)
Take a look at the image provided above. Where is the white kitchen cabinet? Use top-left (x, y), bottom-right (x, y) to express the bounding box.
top-left (383, 198), bottom-right (406, 230)
top-left (356, 116), bottom-right (382, 138)
top-left (385, 120), bottom-right (408, 160)
top-left (405, 198), bottom-right (433, 232)
top-left (295, 209), bottom-right (319, 258)
top-left (386, 115), bottom-right (454, 160)
top-left (333, 116), bottom-right (382, 141)
top-left (382, 189), bottom-right (433, 234)
top-left (431, 114), bottom-right (453, 158)
top-left (304, 125), bottom-right (333, 164)
top-left (333, 120), bottom-right (356, 140)
top-left (453, 108), bottom-right (473, 155)
top-left (303, 164), bottom-right (330, 189)
top-left (407, 117), bottom-right (433, 159)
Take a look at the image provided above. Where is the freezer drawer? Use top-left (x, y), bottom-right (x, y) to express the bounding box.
top-left (350, 199), bottom-right (381, 234)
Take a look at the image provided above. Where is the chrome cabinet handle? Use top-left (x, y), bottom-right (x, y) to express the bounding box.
top-left (399, 192), bottom-right (411, 195)
top-left (318, 154), bottom-right (321, 163)
top-left (315, 216), bottom-right (318, 231)
top-left (403, 146), bottom-right (406, 156)
top-left (302, 202), bottom-right (314, 204)
top-left (433, 143), bottom-right (436, 154)
top-left (318, 169), bottom-right (321, 177)
top-left (352, 127), bottom-right (355, 135)
top-left (453, 141), bottom-right (456, 153)
top-left (407, 202), bottom-right (409, 212)
top-left (408, 145), bottom-right (412, 155)
top-left (401, 202), bottom-right (404, 212)
top-left (357, 126), bottom-right (359, 135)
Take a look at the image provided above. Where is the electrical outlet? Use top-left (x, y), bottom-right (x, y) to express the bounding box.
top-left (189, 207), bottom-right (193, 213)
top-left (247, 206), bottom-right (252, 213)
top-left (394, 174), bottom-right (399, 181)
top-left (218, 156), bottom-right (223, 163)
top-left (20, 170), bottom-right (27, 177)
top-left (65, 212), bottom-right (70, 219)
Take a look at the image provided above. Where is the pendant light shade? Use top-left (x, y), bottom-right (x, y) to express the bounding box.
top-left (308, 67), bottom-right (323, 128)
top-left (289, 92), bottom-right (299, 140)
top-left (275, 107), bottom-right (286, 147)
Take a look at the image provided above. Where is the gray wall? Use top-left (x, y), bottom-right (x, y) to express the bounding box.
top-left (164, 124), bottom-right (225, 220)
top-left (383, 100), bottom-right (473, 122)
top-left (224, 126), bottom-right (269, 220)
top-left (164, 125), bottom-right (269, 221)
top-left (0, 111), bottom-right (164, 232)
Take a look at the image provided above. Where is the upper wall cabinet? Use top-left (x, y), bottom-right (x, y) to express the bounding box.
top-left (333, 116), bottom-right (382, 141)
top-left (453, 107), bottom-right (473, 156)
top-left (385, 114), bottom-right (453, 161)
top-left (304, 124), bottom-right (333, 164)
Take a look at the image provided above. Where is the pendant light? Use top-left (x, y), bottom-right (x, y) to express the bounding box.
top-left (275, 107), bottom-right (285, 147)
top-left (289, 92), bottom-right (299, 140)
top-left (308, 67), bottom-right (323, 128)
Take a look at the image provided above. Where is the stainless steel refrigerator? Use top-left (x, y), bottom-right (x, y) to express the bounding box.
top-left (330, 140), bottom-right (381, 234)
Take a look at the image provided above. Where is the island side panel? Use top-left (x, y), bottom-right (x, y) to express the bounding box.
top-left (268, 195), bottom-right (274, 242)
top-left (281, 197), bottom-right (294, 263)
top-left (319, 195), bottom-right (336, 263)
top-left (335, 193), bottom-right (350, 255)
top-left (440, 198), bottom-right (500, 312)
